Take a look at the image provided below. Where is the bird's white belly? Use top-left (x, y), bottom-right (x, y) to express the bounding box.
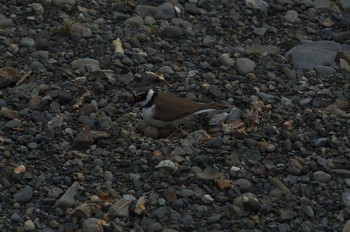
top-left (142, 105), bottom-right (172, 127)
top-left (142, 105), bottom-right (156, 122)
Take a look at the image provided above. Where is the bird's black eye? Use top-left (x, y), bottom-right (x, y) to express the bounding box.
top-left (135, 96), bottom-right (141, 101)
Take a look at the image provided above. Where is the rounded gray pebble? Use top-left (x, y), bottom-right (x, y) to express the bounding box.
top-left (313, 171), bottom-right (331, 183)
top-left (13, 185), bottom-right (33, 203)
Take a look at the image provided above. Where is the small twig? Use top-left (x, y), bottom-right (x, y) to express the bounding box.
top-left (251, 97), bottom-right (263, 125)
top-left (73, 90), bottom-right (91, 109)
top-left (16, 71), bottom-right (32, 85)
top-left (145, 71), bottom-right (171, 86)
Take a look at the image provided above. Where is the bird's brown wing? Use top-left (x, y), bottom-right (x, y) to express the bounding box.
top-left (153, 93), bottom-right (227, 122)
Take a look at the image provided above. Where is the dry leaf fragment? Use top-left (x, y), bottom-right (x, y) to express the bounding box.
top-left (16, 71), bottom-right (32, 86)
top-left (202, 83), bottom-right (210, 89)
top-left (180, 130), bottom-right (212, 147)
top-left (323, 17), bottom-right (334, 27)
top-left (97, 191), bottom-right (113, 204)
top-left (112, 38), bottom-right (124, 54)
top-left (96, 218), bottom-right (108, 231)
top-left (73, 90), bottom-right (91, 109)
top-left (217, 178), bottom-right (233, 190)
top-left (153, 150), bottom-right (162, 158)
top-left (283, 120), bottom-right (293, 129)
top-left (251, 97), bottom-right (264, 125)
top-left (134, 196), bottom-right (146, 214)
top-left (70, 203), bottom-right (101, 218)
top-left (14, 165), bottom-right (26, 174)
top-left (222, 119), bottom-right (247, 135)
top-left (323, 104), bottom-right (350, 118)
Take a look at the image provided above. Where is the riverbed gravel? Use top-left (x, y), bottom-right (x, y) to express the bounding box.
top-left (0, 0), bottom-right (350, 231)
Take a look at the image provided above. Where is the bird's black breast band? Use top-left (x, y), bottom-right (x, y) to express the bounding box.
top-left (144, 91), bottom-right (158, 108)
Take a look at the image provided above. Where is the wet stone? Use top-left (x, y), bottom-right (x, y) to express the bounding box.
top-left (287, 158), bottom-right (303, 175)
top-left (163, 26), bottom-right (184, 38)
top-left (13, 185), bottom-right (33, 203)
top-left (280, 210), bottom-right (295, 221)
top-left (236, 58), bottom-right (256, 75)
top-left (242, 148), bottom-right (262, 165)
top-left (0, 1), bottom-right (348, 231)
top-left (303, 205), bottom-right (315, 218)
top-left (10, 212), bottom-right (23, 223)
top-left (313, 171), bottom-right (331, 183)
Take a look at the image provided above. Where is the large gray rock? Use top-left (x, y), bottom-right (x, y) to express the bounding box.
top-left (286, 41), bottom-right (342, 69)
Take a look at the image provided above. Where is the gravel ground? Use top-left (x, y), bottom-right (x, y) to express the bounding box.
top-left (0, 0), bottom-right (350, 231)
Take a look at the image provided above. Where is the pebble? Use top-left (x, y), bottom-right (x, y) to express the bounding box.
top-left (24, 220), bottom-right (35, 231)
top-left (0, 0), bottom-right (348, 231)
top-left (234, 179), bottom-right (252, 192)
top-left (135, 5), bottom-right (156, 17)
top-left (82, 218), bottom-right (105, 232)
top-left (236, 58), bottom-right (256, 75)
top-left (270, 177), bottom-right (292, 195)
top-left (206, 137), bottom-right (223, 148)
top-left (207, 214), bottom-right (221, 224)
top-left (54, 182), bottom-right (80, 209)
top-left (280, 210), bottom-right (295, 221)
top-left (203, 35), bottom-right (216, 47)
top-left (109, 198), bottom-right (130, 217)
top-left (284, 10), bottom-right (300, 23)
top-left (163, 189), bottom-right (177, 202)
top-left (242, 148), bottom-right (262, 164)
top-left (4, 119), bottom-right (22, 129)
top-left (343, 220), bottom-right (350, 232)
top-left (202, 194), bottom-right (214, 204)
top-left (124, 16), bottom-right (144, 28)
top-left (47, 187), bottom-right (63, 198)
top-left (155, 160), bottom-right (176, 171)
top-left (73, 130), bottom-right (94, 150)
top-left (0, 17), bottom-right (14, 28)
top-left (218, 53), bottom-right (235, 67)
top-left (287, 158), bottom-right (303, 175)
top-left (313, 171), bottom-right (332, 183)
top-left (13, 185), bottom-right (33, 203)
top-left (269, 188), bottom-right (283, 202)
top-left (154, 2), bottom-right (176, 19)
top-left (163, 26), bottom-right (184, 38)
top-left (303, 205), bottom-right (315, 218)
top-left (245, 0), bottom-right (269, 13)
top-left (71, 58), bottom-right (100, 72)
top-left (208, 84), bottom-right (222, 97)
top-left (0, 107), bottom-right (19, 119)
top-left (20, 37), bottom-right (35, 47)
top-left (11, 212), bottom-right (23, 223)
top-left (180, 189), bottom-right (194, 198)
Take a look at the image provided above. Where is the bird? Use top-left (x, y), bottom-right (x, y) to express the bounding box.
top-left (131, 86), bottom-right (228, 128)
